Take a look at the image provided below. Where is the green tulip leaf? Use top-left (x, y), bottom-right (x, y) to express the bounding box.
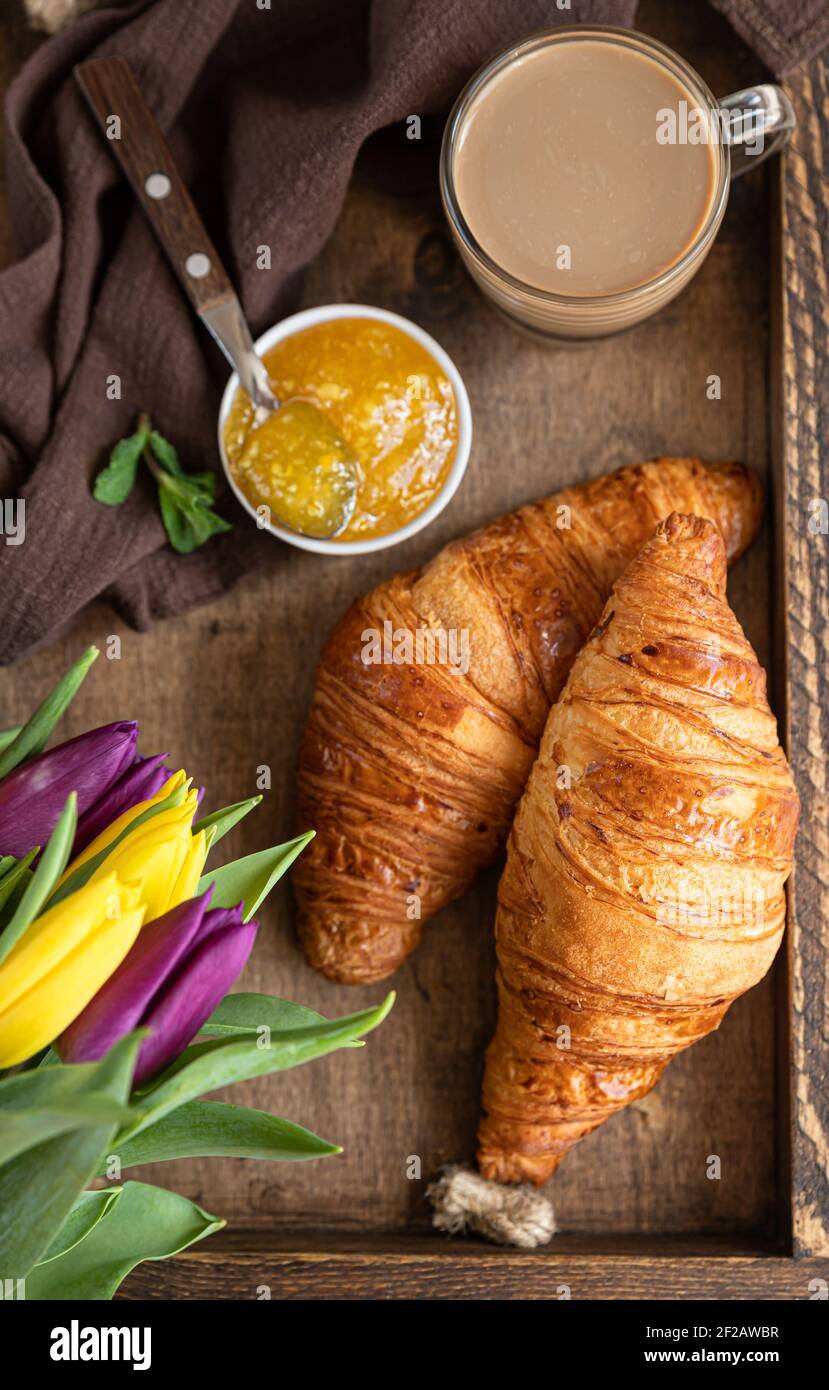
top-left (48, 779), bottom-right (188, 910)
top-left (36, 1188), bottom-right (123, 1266)
top-left (198, 830), bottom-right (314, 921)
top-left (0, 1033), bottom-right (141, 1277)
top-left (193, 796), bottom-right (262, 852)
top-left (119, 993), bottom-right (394, 1144)
top-left (0, 1048), bottom-right (140, 1149)
top-left (0, 854), bottom-right (15, 878)
top-left (0, 726), bottom-right (22, 756)
top-left (0, 1055), bottom-right (132, 1110)
top-left (23, 1180), bottom-right (223, 1300)
top-left (0, 795), bottom-right (77, 965)
top-left (105, 1099), bottom-right (340, 1169)
top-left (0, 847), bottom-right (37, 920)
top-left (200, 992), bottom-right (363, 1049)
top-left (203, 992), bottom-right (329, 1035)
top-left (0, 1097), bottom-right (134, 1166)
top-left (0, 647), bottom-right (98, 780)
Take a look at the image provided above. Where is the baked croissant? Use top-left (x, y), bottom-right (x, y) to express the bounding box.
top-left (478, 513), bottom-right (799, 1185)
top-left (295, 459), bottom-right (762, 984)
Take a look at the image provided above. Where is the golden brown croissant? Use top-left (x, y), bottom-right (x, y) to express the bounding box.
top-left (478, 513), bottom-right (799, 1185)
top-left (295, 459), bottom-right (762, 985)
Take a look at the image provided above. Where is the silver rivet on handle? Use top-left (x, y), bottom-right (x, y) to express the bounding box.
top-left (185, 253), bottom-right (211, 279)
top-left (144, 173), bottom-right (171, 199)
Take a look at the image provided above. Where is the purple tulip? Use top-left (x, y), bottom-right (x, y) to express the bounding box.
top-left (73, 752), bottom-right (170, 856)
top-left (0, 721), bottom-right (138, 859)
top-left (58, 888), bottom-right (258, 1087)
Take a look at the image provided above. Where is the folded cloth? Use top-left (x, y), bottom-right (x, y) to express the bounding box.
top-left (709, 0), bottom-right (829, 76)
top-left (0, 0), bottom-right (822, 663)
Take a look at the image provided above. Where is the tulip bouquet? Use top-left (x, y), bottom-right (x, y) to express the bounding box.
top-left (0, 648), bottom-right (392, 1299)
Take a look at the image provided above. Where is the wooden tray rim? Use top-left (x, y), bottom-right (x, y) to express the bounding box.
top-left (121, 58), bottom-right (829, 1296)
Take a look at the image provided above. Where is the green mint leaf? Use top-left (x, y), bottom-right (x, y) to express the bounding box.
top-left (157, 476), bottom-right (232, 554)
top-left (148, 430), bottom-right (185, 477)
top-left (93, 426), bottom-right (148, 505)
top-left (94, 418), bottom-right (232, 554)
top-left (157, 487), bottom-right (200, 554)
top-left (180, 498), bottom-right (233, 546)
top-left (184, 472), bottom-right (219, 503)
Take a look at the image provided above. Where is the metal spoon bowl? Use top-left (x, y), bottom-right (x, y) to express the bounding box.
top-left (200, 300), bottom-right (358, 540)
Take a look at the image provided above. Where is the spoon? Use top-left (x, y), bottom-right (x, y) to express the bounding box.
top-left (74, 57), bottom-right (358, 540)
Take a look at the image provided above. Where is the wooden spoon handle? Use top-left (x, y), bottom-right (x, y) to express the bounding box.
top-left (75, 56), bottom-right (233, 316)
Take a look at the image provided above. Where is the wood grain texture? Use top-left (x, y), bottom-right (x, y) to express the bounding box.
top-left (0, 0), bottom-right (825, 1296)
top-left (118, 1233), bottom-right (829, 1301)
top-left (775, 57), bottom-right (829, 1259)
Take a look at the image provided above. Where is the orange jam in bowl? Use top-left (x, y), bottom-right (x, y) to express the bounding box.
top-left (222, 314), bottom-right (462, 543)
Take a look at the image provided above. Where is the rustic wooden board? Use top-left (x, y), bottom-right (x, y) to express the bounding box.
top-left (773, 56), bottom-right (829, 1260)
top-left (119, 1233), bottom-right (829, 1301)
top-left (0, 0), bottom-right (826, 1296)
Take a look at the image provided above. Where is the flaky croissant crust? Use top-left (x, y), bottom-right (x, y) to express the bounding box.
top-left (295, 460), bottom-right (762, 984)
top-left (478, 514), bottom-right (799, 1185)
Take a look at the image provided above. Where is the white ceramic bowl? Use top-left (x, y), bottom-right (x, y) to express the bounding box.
top-left (217, 303), bottom-right (473, 555)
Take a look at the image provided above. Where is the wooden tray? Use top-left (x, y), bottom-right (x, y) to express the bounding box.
top-left (1, 0), bottom-right (827, 1299)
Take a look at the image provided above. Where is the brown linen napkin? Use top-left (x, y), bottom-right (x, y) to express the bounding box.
top-left (709, 0), bottom-right (829, 76)
top-left (0, 0), bottom-right (637, 664)
top-left (1, 0), bottom-right (824, 663)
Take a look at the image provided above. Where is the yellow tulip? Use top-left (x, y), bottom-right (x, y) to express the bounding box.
top-left (65, 770), bottom-right (188, 873)
top-left (60, 771), bottom-right (207, 926)
top-left (0, 873), bottom-right (145, 1067)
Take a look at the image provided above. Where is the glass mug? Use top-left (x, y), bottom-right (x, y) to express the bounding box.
top-left (440, 26), bottom-right (796, 342)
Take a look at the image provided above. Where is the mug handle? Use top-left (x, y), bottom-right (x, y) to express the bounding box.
top-left (719, 84), bottom-right (796, 179)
